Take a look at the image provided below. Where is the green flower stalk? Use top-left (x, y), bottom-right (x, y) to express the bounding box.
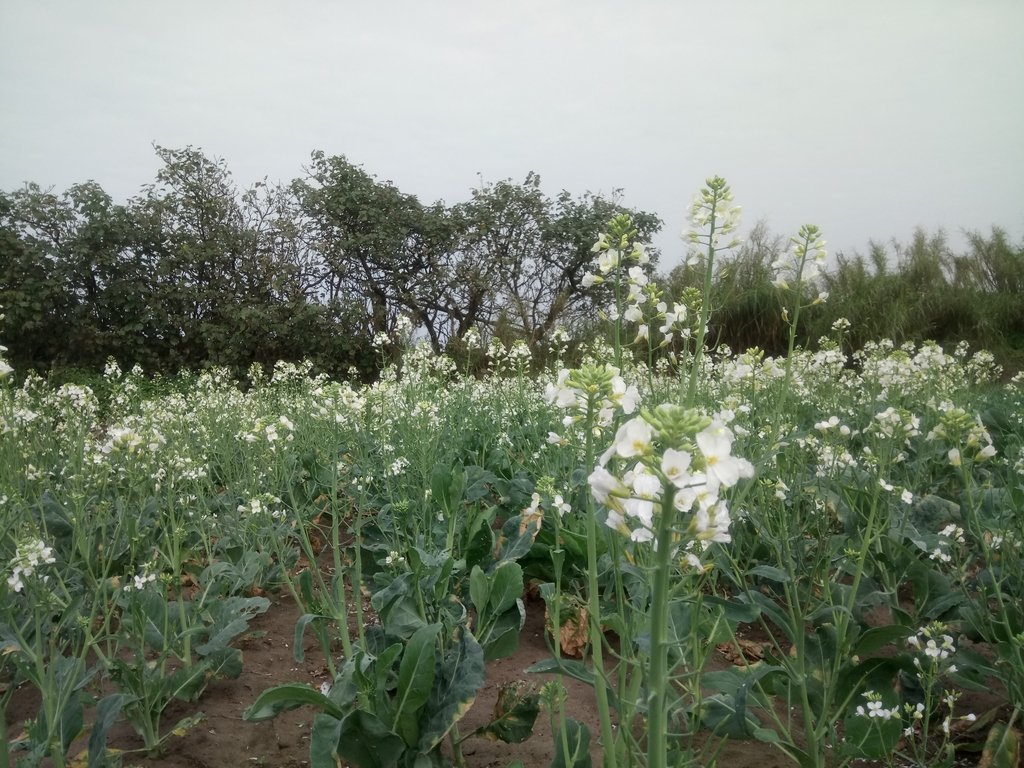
top-left (774, 224), bottom-right (828, 398)
top-left (589, 404), bottom-right (753, 767)
top-left (587, 214), bottom-right (652, 371)
top-left (685, 177), bottom-right (741, 402)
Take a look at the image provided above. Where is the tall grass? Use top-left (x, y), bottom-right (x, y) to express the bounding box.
top-left (667, 225), bottom-right (1024, 373)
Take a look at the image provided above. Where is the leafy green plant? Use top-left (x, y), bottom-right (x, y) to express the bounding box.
top-left (106, 564), bottom-right (268, 755)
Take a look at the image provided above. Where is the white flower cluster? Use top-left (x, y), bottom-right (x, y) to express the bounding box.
top-left (686, 177), bottom-right (742, 249)
top-left (6, 538), bottom-right (56, 593)
top-left (524, 490), bottom-right (572, 521)
top-left (588, 407), bottom-right (753, 548)
top-left (0, 310), bottom-right (12, 379)
top-left (772, 225), bottom-right (828, 294)
top-left (582, 218), bottom-right (655, 338)
top-left (237, 493), bottom-right (286, 520)
top-left (239, 415), bottom-right (296, 447)
top-left (124, 567), bottom-right (158, 592)
top-left (0, 348), bottom-right (12, 380)
top-left (871, 406), bottom-right (921, 443)
top-left (855, 690), bottom-right (900, 720)
top-left (907, 623), bottom-right (957, 669)
top-left (544, 365), bottom-right (640, 432)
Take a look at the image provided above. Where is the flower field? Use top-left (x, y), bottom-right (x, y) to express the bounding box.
top-left (3, 180), bottom-right (1024, 768)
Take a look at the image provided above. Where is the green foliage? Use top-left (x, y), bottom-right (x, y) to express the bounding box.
top-left (1, 149), bottom-right (661, 379)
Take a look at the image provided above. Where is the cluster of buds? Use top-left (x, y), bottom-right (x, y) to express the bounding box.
top-left (544, 364), bottom-right (640, 434)
top-left (582, 215), bottom-right (657, 337)
top-left (926, 403), bottom-right (997, 465)
top-left (772, 224), bottom-right (828, 302)
top-left (686, 176), bottom-right (742, 251)
top-left (583, 213), bottom-right (651, 287)
top-left (588, 404), bottom-right (753, 550)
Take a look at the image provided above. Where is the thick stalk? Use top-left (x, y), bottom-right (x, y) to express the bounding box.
top-left (646, 487), bottom-right (677, 768)
top-left (583, 409), bottom-right (619, 768)
top-left (551, 513), bottom-right (573, 768)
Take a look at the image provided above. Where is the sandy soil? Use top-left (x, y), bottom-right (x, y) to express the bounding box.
top-left (3, 591), bottom-right (996, 767)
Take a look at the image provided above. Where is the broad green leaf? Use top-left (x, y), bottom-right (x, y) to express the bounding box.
top-left (372, 643), bottom-right (404, 718)
top-left (88, 693), bottom-right (125, 768)
top-left (701, 664), bottom-right (783, 738)
top-left (432, 463), bottom-right (465, 514)
top-left (293, 613), bottom-right (328, 662)
top-left (335, 711), bottom-right (406, 768)
top-left (481, 607), bottom-right (524, 661)
top-left (469, 565), bottom-right (489, 613)
top-left (746, 564), bottom-right (791, 583)
top-left (852, 624), bottom-right (912, 656)
top-left (309, 712), bottom-right (344, 768)
top-left (700, 693), bottom-right (761, 739)
top-left (167, 662), bottom-right (212, 703)
top-left (525, 658), bottom-right (596, 687)
top-left (702, 595), bottom-right (762, 624)
top-left (979, 721), bottom-right (1022, 768)
top-left (419, 629), bottom-right (485, 752)
top-left (488, 561), bottom-right (524, 614)
top-left (394, 623), bottom-right (442, 746)
top-left (373, 573), bottom-right (426, 640)
top-left (243, 683), bottom-right (345, 721)
top-left (203, 646), bottom-right (243, 681)
top-left (495, 512), bottom-right (543, 563)
top-left (196, 596), bottom-right (270, 655)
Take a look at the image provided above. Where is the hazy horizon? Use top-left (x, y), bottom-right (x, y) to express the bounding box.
top-left (2, 1), bottom-right (1022, 266)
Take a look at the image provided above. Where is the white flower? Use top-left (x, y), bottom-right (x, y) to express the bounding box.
top-left (611, 377), bottom-right (641, 415)
top-left (692, 500), bottom-right (732, 543)
top-left (545, 369), bottom-right (579, 409)
top-left (553, 494), bottom-right (571, 517)
top-left (601, 417), bottom-right (653, 465)
top-left (976, 444), bottom-right (997, 461)
top-left (627, 265), bottom-right (648, 286)
top-left (661, 448), bottom-right (693, 488)
top-left (589, 466), bottom-right (627, 507)
top-left (597, 249), bottom-right (620, 274)
top-left (696, 421), bottom-right (754, 491)
top-left (624, 304), bottom-right (644, 323)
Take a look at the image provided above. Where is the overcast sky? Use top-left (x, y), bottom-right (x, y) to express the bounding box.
top-left (2, 1), bottom-right (1022, 268)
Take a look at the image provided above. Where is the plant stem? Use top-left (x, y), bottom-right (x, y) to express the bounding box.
top-left (646, 487), bottom-right (677, 768)
top-left (584, 405), bottom-right (618, 768)
top-left (551, 510), bottom-right (573, 768)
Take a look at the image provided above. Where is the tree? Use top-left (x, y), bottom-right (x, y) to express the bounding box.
top-left (294, 152), bottom-right (461, 350)
top-left (456, 174), bottom-right (662, 350)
